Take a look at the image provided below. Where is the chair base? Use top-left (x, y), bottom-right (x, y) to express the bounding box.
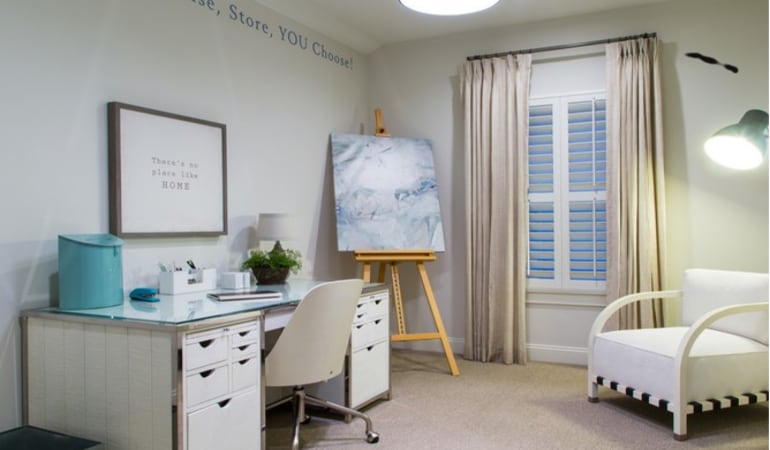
top-left (589, 375), bottom-right (769, 440)
top-left (268, 386), bottom-right (379, 450)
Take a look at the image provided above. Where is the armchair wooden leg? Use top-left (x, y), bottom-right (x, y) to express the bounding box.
top-left (673, 410), bottom-right (688, 441)
top-left (587, 378), bottom-right (599, 402)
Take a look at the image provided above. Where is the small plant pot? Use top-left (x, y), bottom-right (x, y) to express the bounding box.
top-left (251, 267), bottom-right (290, 285)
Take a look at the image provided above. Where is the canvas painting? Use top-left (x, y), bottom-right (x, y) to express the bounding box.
top-left (330, 133), bottom-right (445, 251)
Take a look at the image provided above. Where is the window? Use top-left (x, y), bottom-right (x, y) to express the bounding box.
top-left (527, 93), bottom-right (607, 292)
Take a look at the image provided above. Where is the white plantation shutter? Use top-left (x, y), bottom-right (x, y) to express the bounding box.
top-left (527, 103), bottom-right (555, 280)
top-left (527, 93), bottom-right (606, 290)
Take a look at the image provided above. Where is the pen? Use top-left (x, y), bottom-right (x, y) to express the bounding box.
top-left (187, 259), bottom-right (197, 269)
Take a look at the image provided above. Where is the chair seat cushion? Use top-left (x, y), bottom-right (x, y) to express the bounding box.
top-left (593, 327), bottom-right (768, 402)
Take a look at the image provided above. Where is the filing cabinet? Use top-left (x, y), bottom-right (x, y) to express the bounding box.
top-left (307, 287), bottom-right (391, 416)
top-left (183, 320), bottom-right (260, 450)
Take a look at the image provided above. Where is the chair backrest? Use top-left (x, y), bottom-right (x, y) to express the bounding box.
top-left (265, 279), bottom-right (365, 387)
top-left (681, 268), bottom-right (769, 344)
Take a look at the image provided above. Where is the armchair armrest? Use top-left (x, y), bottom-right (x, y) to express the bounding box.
top-left (675, 301), bottom-right (768, 388)
top-left (587, 290), bottom-right (681, 374)
top-left (672, 301), bottom-right (768, 434)
top-left (586, 289), bottom-right (681, 402)
top-left (588, 290), bottom-right (682, 342)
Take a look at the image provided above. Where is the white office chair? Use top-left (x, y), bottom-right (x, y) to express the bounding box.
top-left (587, 268), bottom-right (768, 440)
top-left (265, 279), bottom-right (380, 449)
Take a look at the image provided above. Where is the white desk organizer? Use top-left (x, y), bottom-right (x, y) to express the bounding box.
top-left (159, 268), bottom-right (217, 294)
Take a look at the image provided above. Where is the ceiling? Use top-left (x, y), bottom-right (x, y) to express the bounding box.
top-left (252, 0), bottom-right (673, 54)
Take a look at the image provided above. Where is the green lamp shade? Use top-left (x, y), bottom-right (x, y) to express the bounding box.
top-left (704, 109), bottom-right (768, 170)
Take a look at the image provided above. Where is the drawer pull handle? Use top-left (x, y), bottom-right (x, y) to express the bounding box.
top-left (375, 299), bottom-right (382, 305)
top-left (218, 398), bottom-right (231, 408)
top-left (356, 324), bottom-right (364, 329)
top-left (238, 331), bottom-right (251, 337)
top-left (199, 369), bottom-right (215, 378)
top-left (198, 339), bottom-right (214, 349)
top-left (238, 358), bottom-right (251, 365)
top-left (237, 345), bottom-right (250, 352)
top-left (356, 313), bottom-right (365, 319)
top-left (366, 345), bottom-right (374, 351)
top-left (374, 319), bottom-right (381, 325)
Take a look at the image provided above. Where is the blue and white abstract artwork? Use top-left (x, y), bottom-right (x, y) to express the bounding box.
top-left (330, 133), bottom-right (446, 251)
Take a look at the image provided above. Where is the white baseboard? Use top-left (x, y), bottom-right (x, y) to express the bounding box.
top-left (391, 338), bottom-right (587, 367)
top-left (527, 343), bottom-right (587, 366)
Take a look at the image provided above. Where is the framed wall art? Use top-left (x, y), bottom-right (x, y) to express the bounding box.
top-left (108, 102), bottom-right (227, 237)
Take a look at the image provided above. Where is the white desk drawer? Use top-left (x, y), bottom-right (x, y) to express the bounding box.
top-left (231, 355), bottom-right (259, 392)
top-left (350, 339), bottom-right (389, 407)
top-left (230, 321), bottom-right (259, 347)
top-left (351, 317), bottom-right (388, 350)
top-left (231, 342), bottom-right (260, 360)
top-left (354, 293), bottom-right (388, 323)
top-left (186, 329), bottom-right (228, 371)
top-left (186, 365), bottom-right (229, 408)
top-left (187, 389), bottom-right (260, 450)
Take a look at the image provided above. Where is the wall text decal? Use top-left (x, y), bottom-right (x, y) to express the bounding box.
top-left (191, 0), bottom-right (354, 70)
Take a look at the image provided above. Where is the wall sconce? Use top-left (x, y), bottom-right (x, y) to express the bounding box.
top-left (255, 213), bottom-right (298, 252)
top-left (704, 109), bottom-right (768, 170)
top-left (399, 0), bottom-right (499, 16)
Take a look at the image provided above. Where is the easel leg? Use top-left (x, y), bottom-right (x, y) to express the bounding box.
top-left (362, 262), bottom-right (372, 283)
top-left (416, 262), bottom-right (459, 376)
top-left (376, 263), bottom-right (387, 283)
top-left (390, 263), bottom-right (407, 336)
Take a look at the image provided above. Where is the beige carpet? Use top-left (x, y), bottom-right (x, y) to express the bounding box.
top-left (265, 350), bottom-right (768, 449)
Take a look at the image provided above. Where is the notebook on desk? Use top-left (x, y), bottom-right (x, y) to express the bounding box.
top-left (207, 289), bottom-right (282, 301)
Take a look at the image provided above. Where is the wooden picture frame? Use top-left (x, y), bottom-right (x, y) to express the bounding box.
top-left (108, 102), bottom-right (227, 237)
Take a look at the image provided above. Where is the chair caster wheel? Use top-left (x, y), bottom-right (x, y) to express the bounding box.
top-left (366, 431), bottom-right (380, 444)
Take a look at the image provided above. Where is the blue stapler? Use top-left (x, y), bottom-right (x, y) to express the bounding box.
top-left (130, 287), bottom-right (160, 302)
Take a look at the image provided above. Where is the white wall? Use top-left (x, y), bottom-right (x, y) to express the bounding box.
top-left (0, 0), bottom-right (367, 430)
top-left (367, 0), bottom-right (768, 360)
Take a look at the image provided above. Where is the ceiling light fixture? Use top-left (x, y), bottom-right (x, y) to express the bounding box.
top-left (704, 109), bottom-right (768, 170)
top-left (399, 0), bottom-right (500, 16)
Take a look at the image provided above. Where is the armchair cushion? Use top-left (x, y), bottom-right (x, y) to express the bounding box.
top-left (593, 326), bottom-right (768, 402)
top-left (682, 269), bottom-right (769, 344)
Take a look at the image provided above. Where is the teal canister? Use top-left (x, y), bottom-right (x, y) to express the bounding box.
top-left (58, 234), bottom-right (124, 310)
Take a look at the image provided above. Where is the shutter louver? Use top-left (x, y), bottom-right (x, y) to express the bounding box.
top-left (567, 98), bottom-right (607, 283)
top-left (528, 104), bottom-right (554, 194)
top-left (529, 201), bottom-right (555, 280)
top-left (528, 103), bottom-right (555, 280)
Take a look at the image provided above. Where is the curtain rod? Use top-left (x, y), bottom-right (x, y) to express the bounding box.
top-left (466, 32), bottom-right (656, 61)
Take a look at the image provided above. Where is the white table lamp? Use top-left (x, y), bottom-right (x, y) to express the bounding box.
top-left (255, 213), bottom-right (298, 252)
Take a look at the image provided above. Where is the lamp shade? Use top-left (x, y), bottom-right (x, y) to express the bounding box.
top-left (399, 0), bottom-right (499, 16)
top-left (704, 109), bottom-right (768, 170)
top-left (255, 213), bottom-right (298, 241)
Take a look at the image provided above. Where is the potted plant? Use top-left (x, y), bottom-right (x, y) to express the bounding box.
top-left (241, 247), bottom-right (302, 284)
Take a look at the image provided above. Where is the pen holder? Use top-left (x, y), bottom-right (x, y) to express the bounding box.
top-left (159, 268), bottom-right (216, 295)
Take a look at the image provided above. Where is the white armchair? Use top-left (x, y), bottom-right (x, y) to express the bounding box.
top-left (587, 268), bottom-right (768, 440)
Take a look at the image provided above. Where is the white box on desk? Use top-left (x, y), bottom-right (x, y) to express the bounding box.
top-left (221, 272), bottom-right (251, 289)
top-left (159, 268), bottom-right (216, 294)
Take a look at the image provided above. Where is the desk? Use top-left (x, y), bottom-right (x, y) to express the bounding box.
top-left (20, 280), bottom-right (390, 450)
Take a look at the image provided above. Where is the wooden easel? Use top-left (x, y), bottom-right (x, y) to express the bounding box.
top-left (353, 109), bottom-right (459, 376)
top-left (355, 250), bottom-right (459, 376)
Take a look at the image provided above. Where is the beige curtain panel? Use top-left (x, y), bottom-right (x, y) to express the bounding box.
top-left (605, 37), bottom-right (667, 329)
top-left (460, 55), bottom-right (532, 364)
